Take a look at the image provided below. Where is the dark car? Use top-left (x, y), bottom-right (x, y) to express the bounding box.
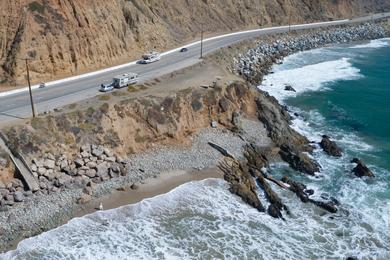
top-left (180, 47), bottom-right (188, 53)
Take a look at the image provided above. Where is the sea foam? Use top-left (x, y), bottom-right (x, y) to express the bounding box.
top-left (259, 57), bottom-right (362, 101)
top-left (349, 38), bottom-right (390, 49)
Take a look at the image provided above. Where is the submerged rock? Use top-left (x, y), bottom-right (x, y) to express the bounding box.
top-left (351, 158), bottom-right (375, 178)
top-left (319, 135), bottom-right (342, 157)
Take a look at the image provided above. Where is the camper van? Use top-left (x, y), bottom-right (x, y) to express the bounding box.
top-left (140, 51), bottom-right (161, 64)
top-left (113, 73), bottom-right (138, 88)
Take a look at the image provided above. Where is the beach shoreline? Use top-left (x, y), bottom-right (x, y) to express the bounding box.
top-left (1, 19), bottom-right (390, 255)
top-left (74, 167), bottom-right (223, 218)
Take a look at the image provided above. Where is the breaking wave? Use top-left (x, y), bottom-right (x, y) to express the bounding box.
top-left (259, 57), bottom-right (362, 101)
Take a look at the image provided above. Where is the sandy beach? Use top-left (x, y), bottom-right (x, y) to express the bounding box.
top-left (74, 168), bottom-right (223, 218)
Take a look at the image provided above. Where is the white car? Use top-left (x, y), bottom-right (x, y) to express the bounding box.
top-left (140, 51), bottom-right (161, 64)
top-left (99, 83), bottom-right (114, 92)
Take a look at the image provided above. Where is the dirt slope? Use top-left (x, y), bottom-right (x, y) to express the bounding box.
top-left (0, 0), bottom-right (388, 86)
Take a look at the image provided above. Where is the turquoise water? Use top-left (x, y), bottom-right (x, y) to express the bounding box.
top-left (287, 42), bottom-right (390, 170)
top-left (3, 39), bottom-right (390, 260)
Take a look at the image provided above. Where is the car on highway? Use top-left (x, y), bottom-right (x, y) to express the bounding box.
top-left (139, 51), bottom-right (161, 64)
top-left (180, 47), bottom-right (188, 53)
top-left (99, 83), bottom-right (114, 92)
top-left (39, 82), bottom-right (46, 88)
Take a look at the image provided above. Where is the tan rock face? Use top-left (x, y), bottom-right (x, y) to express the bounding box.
top-left (0, 0), bottom-right (388, 85)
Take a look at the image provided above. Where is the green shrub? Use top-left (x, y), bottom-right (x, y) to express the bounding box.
top-left (28, 1), bottom-right (45, 13)
top-left (99, 94), bottom-right (111, 101)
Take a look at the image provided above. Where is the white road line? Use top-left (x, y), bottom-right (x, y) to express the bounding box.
top-left (0, 15), bottom-right (384, 98)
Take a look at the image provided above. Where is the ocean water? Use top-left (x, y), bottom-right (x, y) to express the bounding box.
top-left (2, 38), bottom-right (390, 260)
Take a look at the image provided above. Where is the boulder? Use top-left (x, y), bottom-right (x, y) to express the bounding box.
top-left (0, 189), bottom-right (10, 197)
top-left (37, 167), bottom-right (47, 176)
top-left (92, 147), bottom-right (104, 157)
top-left (43, 159), bottom-right (55, 169)
top-left (74, 158), bottom-right (84, 168)
top-left (11, 179), bottom-right (24, 189)
top-left (96, 162), bottom-right (109, 176)
top-left (103, 148), bottom-right (114, 157)
top-left (86, 161), bottom-right (97, 169)
top-left (0, 181), bottom-right (6, 189)
top-left (56, 175), bottom-right (72, 187)
top-left (39, 182), bottom-right (47, 190)
top-left (81, 151), bottom-right (91, 158)
top-left (0, 157), bottom-right (7, 167)
top-left (4, 194), bottom-right (14, 202)
top-left (130, 183), bottom-right (139, 190)
top-left (80, 144), bottom-right (91, 153)
top-left (83, 186), bottom-right (93, 195)
top-left (31, 164), bottom-right (38, 172)
top-left (351, 158), bottom-right (375, 178)
top-left (77, 194), bottom-right (92, 204)
top-left (85, 169), bottom-right (97, 178)
top-left (105, 157), bottom-right (116, 163)
top-left (279, 145), bottom-right (320, 175)
top-left (45, 153), bottom-right (56, 161)
top-left (32, 158), bottom-right (44, 168)
top-left (319, 135), bottom-right (342, 157)
top-left (13, 191), bottom-right (25, 202)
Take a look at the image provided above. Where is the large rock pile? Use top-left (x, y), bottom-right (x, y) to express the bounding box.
top-left (234, 23), bottom-right (387, 83)
top-left (1, 144), bottom-right (130, 210)
top-left (0, 178), bottom-right (28, 209)
top-left (29, 145), bottom-right (129, 196)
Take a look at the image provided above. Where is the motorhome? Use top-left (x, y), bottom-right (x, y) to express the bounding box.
top-left (140, 51), bottom-right (161, 64)
top-left (113, 73), bottom-right (138, 88)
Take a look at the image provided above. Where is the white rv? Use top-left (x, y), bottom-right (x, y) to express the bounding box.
top-left (140, 51), bottom-right (161, 64)
top-left (113, 73), bottom-right (138, 88)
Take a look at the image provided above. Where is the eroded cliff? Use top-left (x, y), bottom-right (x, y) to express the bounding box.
top-left (1, 0), bottom-right (388, 85)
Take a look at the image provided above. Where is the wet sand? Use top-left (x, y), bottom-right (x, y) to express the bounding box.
top-left (74, 167), bottom-right (223, 218)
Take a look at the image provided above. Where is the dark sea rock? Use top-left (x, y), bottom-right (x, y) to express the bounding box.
top-left (351, 158), bottom-right (375, 177)
top-left (279, 145), bottom-right (320, 175)
top-left (282, 176), bottom-right (338, 213)
top-left (320, 135), bottom-right (342, 157)
top-left (255, 92), bottom-right (309, 149)
top-left (284, 85), bottom-right (296, 92)
top-left (221, 160), bottom-right (265, 212)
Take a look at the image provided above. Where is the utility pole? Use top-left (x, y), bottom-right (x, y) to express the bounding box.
top-left (288, 4), bottom-right (292, 33)
top-left (200, 23), bottom-right (204, 59)
top-left (22, 58), bottom-right (36, 118)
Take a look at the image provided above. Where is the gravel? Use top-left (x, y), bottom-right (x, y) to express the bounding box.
top-left (0, 119), bottom-right (270, 252)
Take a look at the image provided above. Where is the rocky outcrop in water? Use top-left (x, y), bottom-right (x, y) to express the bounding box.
top-left (351, 158), bottom-right (375, 177)
top-left (281, 176), bottom-right (338, 213)
top-left (220, 159), bottom-right (265, 212)
top-left (255, 92), bottom-right (309, 150)
top-left (320, 135), bottom-right (342, 157)
top-left (279, 145), bottom-right (320, 176)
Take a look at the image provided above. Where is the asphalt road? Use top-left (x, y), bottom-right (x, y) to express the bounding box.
top-left (0, 12), bottom-right (389, 125)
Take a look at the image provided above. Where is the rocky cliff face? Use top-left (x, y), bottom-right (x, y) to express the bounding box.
top-left (3, 81), bottom-right (257, 159)
top-left (1, 0), bottom-right (388, 85)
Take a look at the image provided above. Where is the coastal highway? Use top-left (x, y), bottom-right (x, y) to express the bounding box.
top-left (0, 12), bottom-right (389, 125)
